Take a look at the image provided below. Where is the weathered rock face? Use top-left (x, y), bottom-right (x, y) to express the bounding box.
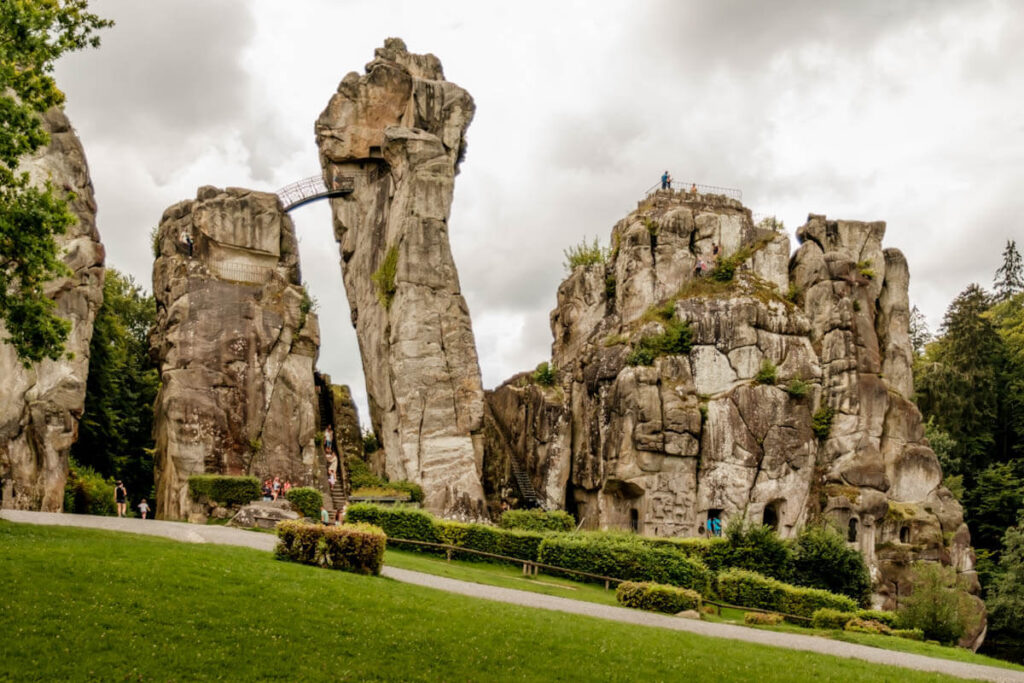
top-left (315, 38), bottom-right (486, 517)
top-left (486, 189), bottom-right (982, 633)
top-left (150, 187), bottom-right (322, 520)
top-left (0, 108), bottom-right (105, 511)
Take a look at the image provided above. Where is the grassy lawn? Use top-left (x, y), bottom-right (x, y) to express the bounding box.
top-left (0, 521), bottom-right (963, 682)
top-left (386, 547), bottom-right (1024, 673)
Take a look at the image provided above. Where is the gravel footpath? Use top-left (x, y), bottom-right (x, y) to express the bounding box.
top-left (4, 510), bottom-right (1021, 682)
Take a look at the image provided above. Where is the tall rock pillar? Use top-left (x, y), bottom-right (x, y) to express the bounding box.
top-left (315, 38), bottom-right (486, 516)
top-left (0, 109), bottom-right (105, 511)
top-left (150, 187), bottom-right (321, 520)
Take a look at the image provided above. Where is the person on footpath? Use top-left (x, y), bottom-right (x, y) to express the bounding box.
top-left (114, 481), bottom-right (128, 517)
top-left (137, 499), bottom-right (150, 519)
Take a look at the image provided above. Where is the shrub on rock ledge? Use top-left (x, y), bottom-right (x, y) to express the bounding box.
top-left (616, 581), bottom-right (701, 614)
top-left (275, 520), bottom-right (385, 574)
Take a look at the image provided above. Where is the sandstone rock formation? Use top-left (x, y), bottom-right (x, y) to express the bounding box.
top-left (150, 187), bottom-right (322, 520)
top-left (0, 108), bottom-right (105, 511)
top-left (315, 38), bottom-right (486, 517)
top-left (486, 189), bottom-right (982, 636)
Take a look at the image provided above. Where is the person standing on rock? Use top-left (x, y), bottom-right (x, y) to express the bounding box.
top-left (114, 481), bottom-right (127, 517)
top-left (324, 425), bottom-right (334, 454)
top-left (661, 171), bottom-right (672, 190)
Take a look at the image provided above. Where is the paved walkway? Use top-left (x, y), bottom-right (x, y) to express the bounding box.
top-left (4, 510), bottom-right (1022, 682)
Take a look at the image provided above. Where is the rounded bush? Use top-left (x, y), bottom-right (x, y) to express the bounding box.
top-left (275, 520), bottom-right (385, 575)
top-left (717, 568), bottom-right (857, 618)
top-left (187, 475), bottom-right (260, 506)
top-left (285, 487), bottom-right (323, 519)
top-left (616, 581), bottom-right (701, 614)
top-left (744, 612), bottom-right (784, 626)
top-left (499, 509), bottom-right (575, 533)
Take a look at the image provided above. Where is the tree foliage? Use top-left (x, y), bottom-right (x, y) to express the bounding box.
top-left (70, 270), bottom-right (159, 501)
top-left (0, 0), bottom-right (111, 363)
top-left (898, 562), bottom-right (978, 645)
top-left (994, 239), bottom-right (1023, 301)
top-left (986, 513), bottom-right (1024, 656)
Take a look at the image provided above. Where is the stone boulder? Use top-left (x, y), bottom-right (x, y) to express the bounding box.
top-left (230, 499), bottom-right (300, 529)
top-left (0, 108), bottom-right (105, 511)
top-left (315, 38), bottom-right (486, 518)
top-left (150, 187), bottom-right (321, 520)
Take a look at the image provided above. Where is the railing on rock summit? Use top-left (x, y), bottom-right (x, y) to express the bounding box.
top-left (276, 173), bottom-right (356, 212)
top-left (210, 261), bottom-right (275, 284)
top-left (644, 180), bottom-right (743, 201)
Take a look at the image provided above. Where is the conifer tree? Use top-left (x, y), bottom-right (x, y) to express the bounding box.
top-left (994, 240), bottom-right (1024, 301)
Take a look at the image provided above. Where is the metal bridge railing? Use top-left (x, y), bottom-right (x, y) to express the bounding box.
top-left (645, 180), bottom-right (743, 202)
top-left (276, 174), bottom-right (355, 211)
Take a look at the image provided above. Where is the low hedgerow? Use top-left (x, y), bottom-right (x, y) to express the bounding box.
top-left (538, 534), bottom-right (712, 594)
top-left (717, 568), bottom-right (857, 619)
top-left (812, 608), bottom-right (902, 630)
top-left (844, 617), bottom-right (892, 636)
top-left (642, 536), bottom-right (730, 571)
top-left (499, 509), bottom-right (575, 533)
top-left (892, 628), bottom-right (925, 641)
top-left (345, 504), bottom-right (441, 548)
top-left (275, 520), bottom-right (385, 574)
top-left (438, 521), bottom-right (503, 559)
top-left (187, 475), bottom-right (260, 506)
top-left (616, 581), bottom-right (701, 614)
top-left (496, 529), bottom-right (547, 561)
top-left (744, 612), bottom-right (785, 626)
top-left (285, 487), bottom-right (323, 519)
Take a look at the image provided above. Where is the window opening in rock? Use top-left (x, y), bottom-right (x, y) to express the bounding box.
top-left (629, 508), bottom-right (639, 533)
top-left (762, 501), bottom-right (781, 531)
top-left (899, 526), bottom-right (910, 544)
top-left (848, 518), bottom-right (859, 542)
top-left (707, 509), bottom-right (723, 537)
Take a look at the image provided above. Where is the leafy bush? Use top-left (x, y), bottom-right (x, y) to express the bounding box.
top-left (371, 245), bottom-right (399, 308)
top-left (496, 529), bottom-right (547, 561)
top-left (641, 536), bottom-right (731, 572)
top-left (604, 274), bottom-right (616, 300)
top-left (285, 487), bottom-right (323, 518)
top-left (812, 406), bottom-right (835, 440)
top-left (362, 430), bottom-right (380, 454)
top-left (345, 504), bottom-right (442, 548)
top-left (532, 362), bottom-right (557, 387)
top-left (756, 215), bottom-right (785, 232)
top-left (744, 612), bottom-right (784, 626)
top-left (717, 568), bottom-right (857, 618)
top-left (346, 456), bottom-right (423, 502)
top-left (720, 521), bottom-right (793, 581)
top-left (563, 236), bottom-right (609, 272)
top-left (275, 521), bottom-right (385, 575)
top-left (709, 250), bottom-right (748, 282)
top-left (626, 316), bottom-right (693, 366)
top-left (812, 608), bottom-right (901, 630)
top-left (791, 523), bottom-right (872, 606)
top-left (617, 581), bottom-right (701, 614)
top-left (538, 533), bottom-right (712, 593)
top-left (754, 359), bottom-right (777, 385)
top-left (785, 378), bottom-right (810, 398)
top-left (499, 509), bottom-right (575, 533)
top-left (844, 617), bottom-right (891, 635)
top-left (898, 562), bottom-right (979, 645)
top-left (187, 475), bottom-right (260, 506)
top-left (854, 610), bottom-right (901, 629)
top-left (63, 461), bottom-right (116, 516)
top-left (892, 628), bottom-right (925, 641)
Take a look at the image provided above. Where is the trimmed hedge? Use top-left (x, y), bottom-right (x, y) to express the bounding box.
top-left (844, 617), bottom-right (892, 635)
top-left (275, 520), bottom-right (385, 574)
top-left (285, 487), bottom-right (323, 519)
top-left (616, 581), bottom-right (701, 614)
top-left (346, 504), bottom-right (442, 547)
top-left (812, 608), bottom-right (902, 630)
top-left (187, 475), bottom-right (260, 506)
top-left (717, 568), bottom-right (857, 618)
top-left (643, 536), bottom-right (731, 571)
top-left (892, 628), bottom-right (925, 641)
top-left (499, 509), bottom-right (575, 533)
top-left (744, 612), bottom-right (785, 626)
top-left (538, 534), bottom-right (712, 594)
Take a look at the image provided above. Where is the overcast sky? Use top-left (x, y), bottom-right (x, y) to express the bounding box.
top-left (54, 0), bottom-right (1024, 421)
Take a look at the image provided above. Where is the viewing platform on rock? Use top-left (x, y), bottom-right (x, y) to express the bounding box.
top-left (276, 173), bottom-right (355, 212)
top-left (644, 180), bottom-right (743, 202)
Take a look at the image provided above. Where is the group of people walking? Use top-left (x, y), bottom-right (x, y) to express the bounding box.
top-left (323, 425), bottom-right (340, 487)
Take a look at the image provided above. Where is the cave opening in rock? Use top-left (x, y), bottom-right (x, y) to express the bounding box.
top-left (848, 517), bottom-right (859, 542)
top-left (899, 525), bottom-right (910, 543)
top-left (762, 500), bottom-right (781, 531)
top-left (629, 508), bottom-right (639, 533)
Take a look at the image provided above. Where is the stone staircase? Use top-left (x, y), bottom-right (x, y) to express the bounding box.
top-left (325, 481), bottom-right (347, 513)
top-left (507, 439), bottom-right (543, 510)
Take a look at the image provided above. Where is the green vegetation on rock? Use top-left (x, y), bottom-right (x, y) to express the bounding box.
top-left (371, 245), bottom-right (399, 308)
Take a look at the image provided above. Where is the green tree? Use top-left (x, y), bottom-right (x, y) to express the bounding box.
top-left (70, 270), bottom-right (159, 501)
top-left (898, 562), bottom-right (978, 645)
top-left (0, 1), bottom-right (111, 363)
top-left (994, 239), bottom-right (1024, 302)
top-left (964, 462), bottom-right (1024, 552)
top-left (989, 292), bottom-right (1024, 458)
top-left (790, 522), bottom-right (872, 606)
top-left (908, 304), bottom-right (930, 356)
top-left (986, 513), bottom-right (1024, 658)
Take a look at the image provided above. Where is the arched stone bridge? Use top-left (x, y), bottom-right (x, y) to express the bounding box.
top-left (276, 173), bottom-right (355, 211)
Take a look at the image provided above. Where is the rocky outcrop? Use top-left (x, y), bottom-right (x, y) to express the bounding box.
top-left (0, 108), bottom-right (105, 511)
top-left (315, 38), bottom-right (486, 517)
top-left (486, 189), bottom-right (982, 637)
top-left (150, 187), bottom-right (322, 520)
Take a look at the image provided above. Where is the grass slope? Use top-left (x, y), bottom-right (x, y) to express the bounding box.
top-left (1, 522), bottom-right (957, 682)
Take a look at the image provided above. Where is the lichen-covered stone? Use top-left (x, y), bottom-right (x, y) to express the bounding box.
top-left (0, 108), bottom-right (105, 511)
top-left (485, 189), bottom-right (982, 638)
top-left (150, 187), bottom-right (321, 520)
top-left (315, 39), bottom-right (486, 517)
